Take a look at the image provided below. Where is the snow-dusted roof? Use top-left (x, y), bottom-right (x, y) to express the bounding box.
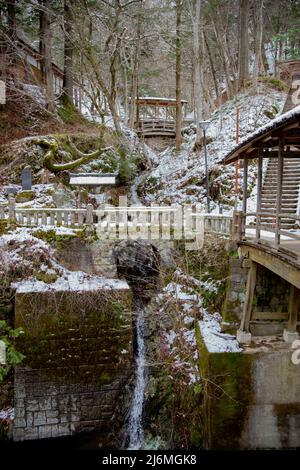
top-left (134, 96), bottom-right (188, 105)
top-left (224, 104), bottom-right (300, 164)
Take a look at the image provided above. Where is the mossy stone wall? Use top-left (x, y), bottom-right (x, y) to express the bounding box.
top-left (13, 285), bottom-right (133, 443)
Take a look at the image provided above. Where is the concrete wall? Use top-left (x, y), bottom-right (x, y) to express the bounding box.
top-left (198, 332), bottom-right (300, 449)
top-left (13, 283), bottom-right (133, 443)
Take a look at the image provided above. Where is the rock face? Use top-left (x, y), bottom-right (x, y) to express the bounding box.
top-left (113, 240), bottom-right (160, 283)
top-left (13, 279), bottom-right (133, 444)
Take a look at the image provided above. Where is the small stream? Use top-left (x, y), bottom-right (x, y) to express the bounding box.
top-left (127, 308), bottom-right (147, 450)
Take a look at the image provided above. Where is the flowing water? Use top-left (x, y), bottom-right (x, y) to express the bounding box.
top-left (127, 308), bottom-right (147, 450)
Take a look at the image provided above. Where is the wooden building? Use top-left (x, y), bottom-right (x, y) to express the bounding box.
top-left (277, 59), bottom-right (300, 86)
top-left (0, 35), bottom-right (82, 110)
top-left (224, 105), bottom-right (300, 344)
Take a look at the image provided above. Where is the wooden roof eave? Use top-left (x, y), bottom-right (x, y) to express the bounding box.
top-left (224, 119), bottom-right (300, 164)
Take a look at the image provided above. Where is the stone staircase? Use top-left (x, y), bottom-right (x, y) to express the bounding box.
top-left (260, 158), bottom-right (300, 229)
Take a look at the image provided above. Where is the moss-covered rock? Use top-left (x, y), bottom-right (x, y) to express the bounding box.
top-left (15, 191), bottom-right (35, 203)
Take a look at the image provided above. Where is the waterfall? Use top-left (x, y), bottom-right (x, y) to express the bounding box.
top-left (127, 308), bottom-right (147, 450)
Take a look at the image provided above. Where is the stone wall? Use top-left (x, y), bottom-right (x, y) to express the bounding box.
top-left (55, 238), bottom-right (118, 278)
top-left (13, 282), bottom-right (133, 443)
top-left (222, 257), bottom-right (248, 332)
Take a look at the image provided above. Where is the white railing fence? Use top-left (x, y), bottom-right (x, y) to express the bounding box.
top-left (0, 198), bottom-right (233, 240)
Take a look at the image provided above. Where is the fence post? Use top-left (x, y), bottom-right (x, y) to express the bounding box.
top-left (86, 204), bottom-right (94, 226)
top-left (8, 196), bottom-right (16, 221)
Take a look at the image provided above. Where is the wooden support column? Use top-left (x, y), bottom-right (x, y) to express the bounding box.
top-left (256, 153), bottom-right (263, 242)
top-left (240, 261), bottom-right (257, 333)
top-left (242, 158), bottom-right (248, 239)
top-left (275, 140), bottom-right (284, 248)
top-left (288, 285), bottom-right (299, 332)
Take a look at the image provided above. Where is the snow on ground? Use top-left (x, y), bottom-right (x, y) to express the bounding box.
top-left (199, 312), bottom-right (241, 353)
top-left (0, 226), bottom-right (126, 295)
top-left (159, 272), bottom-right (241, 386)
top-left (13, 271), bottom-right (129, 293)
top-left (0, 183), bottom-right (55, 207)
top-left (137, 84), bottom-right (286, 210)
top-left (0, 407), bottom-right (15, 421)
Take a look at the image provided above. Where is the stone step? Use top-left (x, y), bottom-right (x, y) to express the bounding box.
top-left (261, 196), bottom-right (298, 200)
top-left (265, 173), bottom-right (300, 178)
top-left (263, 184), bottom-right (299, 188)
top-left (259, 218), bottom-right (297, 223)
top-left (265, 175), bottom-right (300, 179)
top-left (260, 205), bottom-right (298, 209)
top-left (266, 175), bottom-right (300, 179)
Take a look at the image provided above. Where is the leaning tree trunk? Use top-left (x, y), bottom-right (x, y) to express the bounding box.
top-left (175, 0), bottom-right (182, 152)
top-left (39, 0), bottom-right (55, 112)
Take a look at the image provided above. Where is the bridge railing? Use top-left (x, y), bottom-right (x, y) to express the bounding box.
top-left (0, 198), bottom-right (233, 240)
top-left (136, 119), bottom-right (176, 137)
top-left (234, 210), bottom-right (300, 257)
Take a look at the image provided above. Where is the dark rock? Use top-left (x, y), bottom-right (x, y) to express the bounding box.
top-left (113, 240), bottom-right (160, 284)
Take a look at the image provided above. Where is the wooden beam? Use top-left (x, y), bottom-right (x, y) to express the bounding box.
top-left (256, 154), bottom-right (263, 242)
top-left (271, 122), bottom-right (300, 137)
top-left (275, 141), bottom-right (284, 248)
top-left (240, 261), bottom-right (257, 332)
top-left (251, 311), bottom-right (288, 320)
top-left (239, 243), bottom-right (300, 289)
top-left (242, 159), bottom-right (248, 238)
top-left (288, 285), bottom-right (300, 331)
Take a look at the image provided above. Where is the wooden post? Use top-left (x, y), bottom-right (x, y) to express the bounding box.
top-left (242, 158), bottom-right (248, 238)
top-left (86, 204), bottom-right (94, 226)
top-left (240, 261), bottom-right (257, 332)
top-left (232, 210), bottom-right (243, 241)
top-left (256, 153), bottom-right (263, 242)
top-left (8, 196), bottom-right (16, 220)
top-left (275, 141), bottom-right (284, 248)
top-left (287, 285), bottom-right (299, 332)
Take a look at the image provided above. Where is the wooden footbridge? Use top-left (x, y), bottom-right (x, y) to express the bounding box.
top-left (225, 104), bottom-right (300, 344)
top-left (133, 97), bottom-right (187, 138)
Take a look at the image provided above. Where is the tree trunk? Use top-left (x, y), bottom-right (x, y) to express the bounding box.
top-left (238, 0), bottom-right (249, 89)
top-left (192, 0), bottom-right (202, 144)
top-left (175, 0), bottom-right (182, 152)
top-left (62, 0), bottom-right (74, 105)
top-left (39, 0), bottom-right (55, 112)
top-left (253, 0), bottom-right (264, 88)
top-left (203, 31), bottom-right (219, 102)
top-left (5, 0), bottom-right (17, 72)
top-left (7, 0), bottom-right (17, 40)
top-left (211, 12), bottom-right (233, 99)
top-left (129, 2), bottom-right (142, 129)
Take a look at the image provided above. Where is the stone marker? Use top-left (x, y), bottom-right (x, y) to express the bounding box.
top-left (21, 166), bottom-right (32, 191)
